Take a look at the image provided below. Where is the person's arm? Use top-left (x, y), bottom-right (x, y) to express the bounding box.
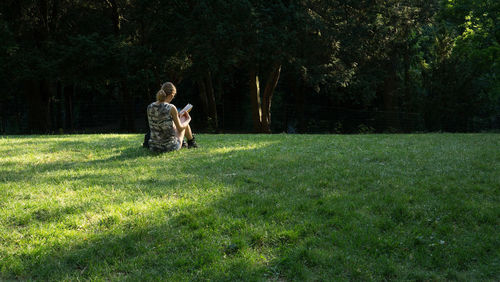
top-left (171, 106), bottom-right (191, 130)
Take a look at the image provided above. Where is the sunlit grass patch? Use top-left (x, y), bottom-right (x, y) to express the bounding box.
top-left (0, 133), bottom-right (499, 280)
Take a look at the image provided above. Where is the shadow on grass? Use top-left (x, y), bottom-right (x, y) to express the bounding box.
top-left (2, 134), bottom-right (499, 280)
top-left (1, 140), bottom-right (151, 183)
top-left (0, 135), bottom-right (142, 158)
top-left (3, 136), bottom-right (364, 280)
top-left (6, 141), bottom-right (305, 280)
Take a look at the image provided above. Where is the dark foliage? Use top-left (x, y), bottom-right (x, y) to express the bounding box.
top-left (0, 0), bottom-right (498, 134)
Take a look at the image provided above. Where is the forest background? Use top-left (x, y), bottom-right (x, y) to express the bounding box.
top-left (0, 0), bottom-right (498, 134)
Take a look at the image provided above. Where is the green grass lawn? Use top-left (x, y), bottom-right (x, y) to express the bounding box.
top-left (0, 134), bottom-right (499, 280)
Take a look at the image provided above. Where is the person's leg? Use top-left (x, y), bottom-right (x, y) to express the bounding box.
top-left (175, 127), bottom-right (186, 151)
top-left (175, 121), bottom-right (197, 149)
top-left (185, 125), bottom-right (198, 148)
top-left (179, 114), bottom-right (194, 141)
top-left (185, 124), bottom-right (193, 140)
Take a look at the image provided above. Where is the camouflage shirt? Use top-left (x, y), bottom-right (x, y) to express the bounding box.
top-left (147, 102), bottom-right (179, 152)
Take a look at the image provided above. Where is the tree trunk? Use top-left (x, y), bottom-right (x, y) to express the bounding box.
top-left (26, 1), bottom-right (52, 133)
top-left (63, 84), bottom-right (73, 131)
top-left (382, 63), bottom-right (400, 131)
top-left (249, 64), bottom-right (281, 133)
top-left (107, 0), bottom-right (134, 132)
top-left (55, 81), bottom-right (63, 131)
top-left (261, 63), bottom-right (281, 133)
top-left (197, 79), bottom-right (209, 128)
top-left (120, 84), bottom-right (135, 132)
top-left (205, 71), bottom-right (218, 130)
top-left (216, 76), bottom-right (224, 132)
top-left (403, 43), bottom-right (411, 113)
top-left (108, 0), bottom-right (121, 34)
top-left (27, 80), bottom-right (51, 133)
top-left (38, 0), bottom-right (49, 36)
top-left (292, 79), bottom-right (306, 133)
top-left (249, 67), bottom-right (262, 133)
top-left (50, 0), bottom-right (59, 30)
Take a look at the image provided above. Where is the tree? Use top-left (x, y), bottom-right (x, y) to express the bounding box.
top-left (421, 0), bottom-right (500, 131)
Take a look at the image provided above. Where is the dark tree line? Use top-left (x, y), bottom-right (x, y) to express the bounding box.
top-left (0, 0), bottom-right (498, 134)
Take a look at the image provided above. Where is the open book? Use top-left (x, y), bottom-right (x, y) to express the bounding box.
top-left (179, 103), bottom-right (193, 116)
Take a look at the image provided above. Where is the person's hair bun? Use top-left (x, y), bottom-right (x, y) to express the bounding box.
top-left (156, 89), bottom-right (167, 101)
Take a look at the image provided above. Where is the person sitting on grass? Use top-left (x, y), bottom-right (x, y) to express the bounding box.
top-left (145, 82), bottom-right (197, 152)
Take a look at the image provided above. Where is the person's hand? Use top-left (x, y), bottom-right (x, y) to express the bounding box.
top-left (179, 110), bottom-right (190, 119)
top-left (180, 112), bottom-right (191, 123)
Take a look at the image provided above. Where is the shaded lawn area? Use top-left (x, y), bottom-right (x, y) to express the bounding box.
top-left (0, 134), bottom-right (499, 280)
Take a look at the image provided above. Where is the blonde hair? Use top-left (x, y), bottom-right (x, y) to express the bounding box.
top-left (156, 82), bottom-right (176, 102)
top-left (156, 89), bottom-right (167, 102)
top-left (162, 82), bottom-right (176, 95)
